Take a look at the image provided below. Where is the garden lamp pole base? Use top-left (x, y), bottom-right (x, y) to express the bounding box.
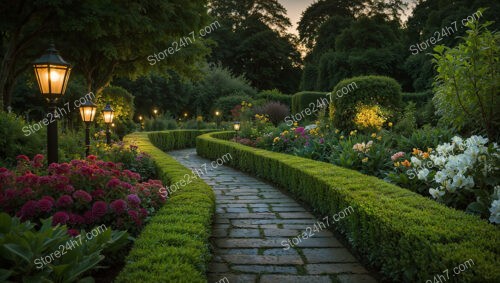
top-left (106, 124), bottom-right (111, 145)
top-left (47, 102), bottom-right (58, 165)
top-left (85, 123), bottom-right (91, 157)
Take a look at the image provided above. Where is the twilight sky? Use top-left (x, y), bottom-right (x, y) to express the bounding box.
top-left (278, 0), bottom-right (316, 35)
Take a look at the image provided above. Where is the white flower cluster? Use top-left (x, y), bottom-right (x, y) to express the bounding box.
top-left (417, 135), bottom-right (499, 223)
top-left (490, 186), bottom-right (500, 224)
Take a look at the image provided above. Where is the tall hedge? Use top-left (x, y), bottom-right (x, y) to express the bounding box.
top-left (256, 89), bottom-right (292, 106)
top-left (291, 91), bottom-right (328, 114)
top-left (196, 132), bottom-right (500, 283)
top-left (116, 131), bottom-right (215, 283)
top-left (148, 130), bottom-right (214, 151)
top-left (402, 90), bottom-right (433, 105)
top-left (331, 76), bottom-right (402, 130)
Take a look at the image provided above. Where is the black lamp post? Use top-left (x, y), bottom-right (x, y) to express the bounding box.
top-left (102, 103), bottom-right (114, 145)
top-left (79, 101), bottom-right (97, 157)
top-left (233, 121), bottom-right (241, 138)
top-left (33, 44), bottom-right (72, 165)
top-left (215, 110), bottom-right (221, 129)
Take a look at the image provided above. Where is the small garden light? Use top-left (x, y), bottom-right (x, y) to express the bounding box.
top-left (233, 121), bottom-right (241, 138)
top-left (79, 100), bottom-right (97, 157)
top-left (102, 103), bottom-right (114, 145)
top-left (215, 110), bottom-right (221, 129)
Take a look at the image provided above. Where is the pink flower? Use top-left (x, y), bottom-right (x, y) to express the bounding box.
top-left (19, 188), bottom-right (34, 199)
top-left (91, 189), bottom-right (105, 199)
top-left (4, 189), bottom-right (17, 199)
top-left (391, 151), bottom-right (405, 161)
top-left (32, 154), bottom-right (44, 168)
top-left (37, 198), bottom-right (53, 212)
top-left (56, 195), bottom-right (73, 208)
top-left (92, 201), bottom-right (108, 218)
top-left (295, 127), bottom-right (305, 134)
top-left (42, 196), bottom-right (55, 205)
top-left (107, 178), bottom-right (121, 188)
top-left (127, 194), bottom-right (141, 206)
top-left (87, 155), bottom-right (97, 162)
top-left (128, 210), bottom-right (142, 225)
top-left (67, 229), bottom-right (80, 237)
top-left (73, 190), bottom-right (92, 203)
top-left (16, 155), bottom-right (30, 162)
top-left (52, 211), bottom-right (70, 225)
top-left (110, 199), bottom-right (128, 214)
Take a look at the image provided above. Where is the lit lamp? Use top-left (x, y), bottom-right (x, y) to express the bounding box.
top-left (215, 110), bottom-right (221, 129)
top-left (102, 103), bottom-right (114, 145)
top-left (138, 115), bottom-right (144, 130)
top-left (33, 44), bottom-right (72, 165)
top-left (79, 100), bottom-right (97, 157)
top-left (153, 108), bottom-right (158, 118)
top-left (233, 121), bottom-right (241, 138)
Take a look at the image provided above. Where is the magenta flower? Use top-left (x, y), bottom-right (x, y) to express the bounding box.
top-left (92, 201), bottom-right (108, 218)
top-left (110, 199), bottom-right (128, 214)
top-left (56, 195), bottom-right (73, 208)
top-left (91, 189), bottom-right (105, 199)
top-left (37, 198), bottom-right (53, 212)
top-left (68, 213), bottom-right (85, 225)
top-left (20, 200), bottom-right (37, 219)
top-left (107, 178), bottom-right (121, 188)
top-left (127, 194), bottom-right (141, 206)
top-left (73, 190), bottom-right (92, 203)
top-left (52, 211), bottom-right (70, 225)
top-left (295, 127), bottom-right (305, 134)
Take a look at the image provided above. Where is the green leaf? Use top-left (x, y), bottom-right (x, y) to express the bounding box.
top-left (3, 243), bottom-right (33, 263)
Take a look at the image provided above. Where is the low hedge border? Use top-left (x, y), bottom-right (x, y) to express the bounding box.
top-left (196, 132), bottom-right (499, 283)
top-left (291, 91), bottom-right (328, 114)
top-left (115, 131), bottom-right (215, 283)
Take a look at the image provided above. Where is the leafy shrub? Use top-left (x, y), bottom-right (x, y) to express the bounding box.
top-left (179, 119), bottom-right (209, 129)
top-left (291, 91), bottom-right (327, 114)
top-left (0, 112), bottom-right (43, 167)
top-left (433, 19), bottom-right (499, 140)
top-left (144, 115), bottom-right (178, 131)
top-left (0, 155), bottom-right (167, 235)
top-left (253, 101), bottom-right (290, 126)
top-left (0, 213), bottom-right (129, 282)
top-left (397, 125), bottom-right (455, 152)
top-left (331, 76), bottom-right (402, 131)
top-left (214, 95), bottom-right (253, 119)
top-left (402, 90), bottom-right (433, 104)
top-left (256, 89), bottom-right (292, 106)
top-left (114, 118), bottom-right (138, 139)
top-left (95, 142), bottom-right (158, 181)
top-left (393, 102), bottom-right (417, 136)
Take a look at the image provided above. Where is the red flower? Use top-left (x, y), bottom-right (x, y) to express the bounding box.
top-left (16, 155), bottom-right (30, 162)
top-left (37, 199), bottom-right (53, 212)
top-left (67, 229), bottom-right (80, 237)
top-left (87, 155), bottom-right (97, 162)
top-left (92, 201), bottom-right (108, 218)
top-left (42, 196), bottom-right (55, 205)
top-left (106, 178), bottom-right (121, 188)
top-left (110, 199), bottom-right (128, 214)
top-left (73, 190), bottom-right (92, 203)
top-left (56, 195), bottom-right (73, 208)
top-left (52, 211), bottom-right (70, 225)
top-left (68, 213), bottom-right (85, 225)
top-left (32, 154), bottom-right (44, 168)
top-left (91, 189), bottom-right (105, 199)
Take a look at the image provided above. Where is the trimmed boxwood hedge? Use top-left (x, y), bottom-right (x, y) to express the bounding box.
top-left (291, 91), bottom-right (328, 114)
top-left (196, 132), bottom-right (500, 283)
top-left (116, 131), bottom-right (215, 283)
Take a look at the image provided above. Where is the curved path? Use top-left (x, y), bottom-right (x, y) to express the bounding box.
top-left (169, 149), bottom-right (377, 283)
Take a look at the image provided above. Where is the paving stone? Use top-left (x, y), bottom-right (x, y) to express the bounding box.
top-left (271, 206), bottom-right (308, 212)
top-left (293, 238), bottom-right (343, 248)
top-left (231, 265), bottom-right (297, 274)
top-left (263, 229), bottom-right (300, 237)
top-left (278, 212), bottom-right (316, 219)
top-left (229, 229), bottom-right (260, 238)
top-left (226, 207), bottom-right (250, 213)
top-left (252, 207), bottom-right (273, 213)
top-left (207, 274), bottom-right (257, 283)
top-left (214, 248), bottom-right (258, 255)
top-left (220, 254), bottom-right (303, 265)
top-left (208, 262), bottom-right (230, 273)
top-left (215, 238), bottom-right (287, 248)
top-left (306, 263), bottom-right (369, 274)
top-left (260, 275), bottom-right (331, 283)
top-left (337, 274), bottom-right (378, 283)
top-left (302, 248), bottom-right (357, 263)
top-left (262, 248), bottom-right (299, 256)
top-left (212, 228), bottom-right (228, 237)
top-left (220, 213), bottom-right (276, 219)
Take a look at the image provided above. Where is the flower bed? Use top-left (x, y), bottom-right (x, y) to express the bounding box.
top-left (115, 131), bottom-right (215, 283)
top-left (197, 131), bottom-right (500, 282)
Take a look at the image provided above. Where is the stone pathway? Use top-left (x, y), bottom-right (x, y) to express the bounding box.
top-left (168, 149), bottom-right (377, 283)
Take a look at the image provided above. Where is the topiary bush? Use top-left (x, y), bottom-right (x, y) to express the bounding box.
top-left (291, 91), bottom-right (328, 114)
top-left (331, 75), bottom-right (402, 131)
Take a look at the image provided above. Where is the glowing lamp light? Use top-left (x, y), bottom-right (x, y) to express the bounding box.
top-left (233, 121), bottom-right (241, 131)
top-left (79, 101), bottom-right (97, 123)
top-left (33, 44), bottom-right (72, 101)
top-left (102, 103), bottom-right (115, 124)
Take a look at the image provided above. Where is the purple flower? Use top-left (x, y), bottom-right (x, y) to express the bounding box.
top-left (319, 138), bottom-right (325, 144)
top-left (20, 200), bottom-right (37, 219)
top-left (127, 194), bottom-right (141, 206)
top-left (295, 127), bottom-right (305, 134)
top-left (73, 190), bottom-right (92, 203)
